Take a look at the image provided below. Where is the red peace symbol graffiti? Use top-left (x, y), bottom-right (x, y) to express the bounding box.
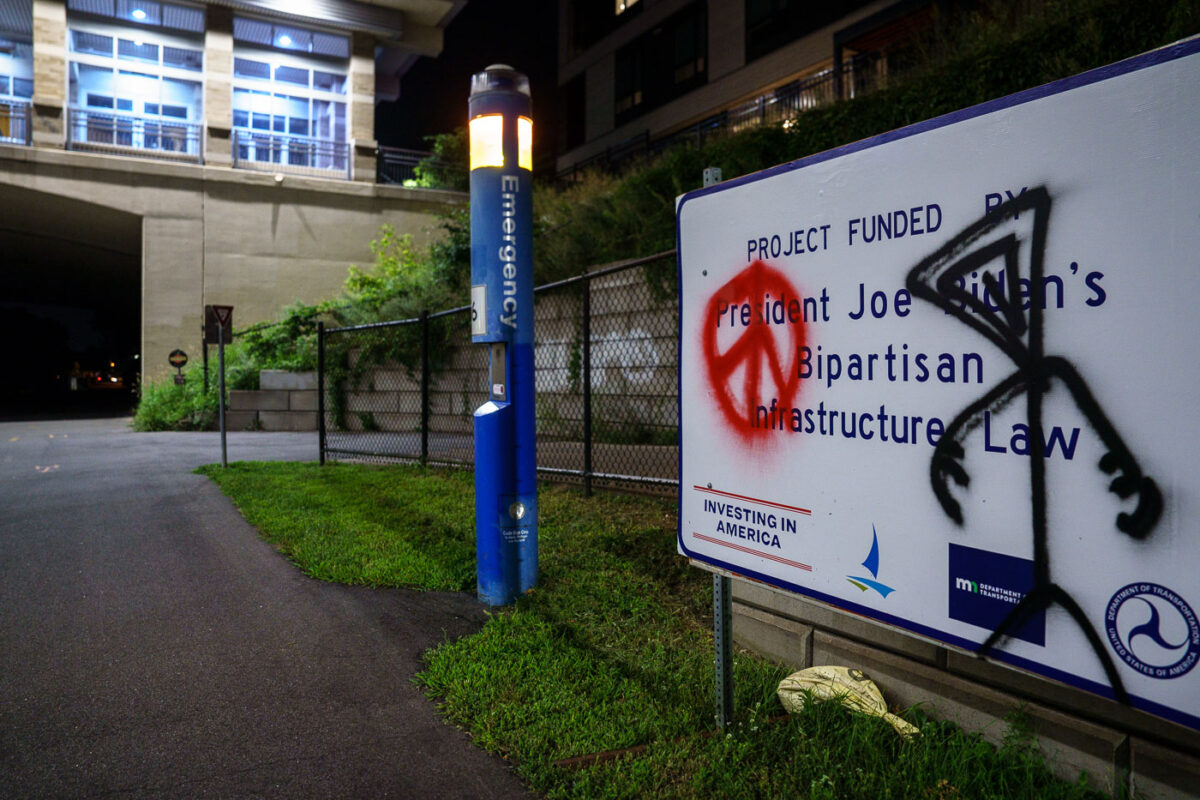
top-left (702, 260), bottom-right (807, 443)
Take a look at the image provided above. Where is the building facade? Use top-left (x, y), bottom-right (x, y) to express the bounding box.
top-left (0, 0), bottom-right (466, 384)
top-left (555, 0), bottom-right (930, 175)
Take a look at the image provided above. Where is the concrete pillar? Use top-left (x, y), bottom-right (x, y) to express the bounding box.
top-left (350, 31), bottom-right (376, 182)
top-left (142, 214), bottom-right (205, 382)
top-left (204, 6), bottom-right (234, 168)
top-left (31, 0), bottom-right (66, 148)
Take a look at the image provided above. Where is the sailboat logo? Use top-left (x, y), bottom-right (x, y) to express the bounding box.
top-left (847, 525), bottom-right (896, 598)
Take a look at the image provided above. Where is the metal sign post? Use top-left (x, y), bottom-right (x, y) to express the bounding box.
top-left (205, 305), bottom-right (233, 467)
top-left (218, 323), bottom-right (227, 467)
top-left (700, 167), bottom-right (735, 730)
top-left (469, 64), bottom-right (537, 606)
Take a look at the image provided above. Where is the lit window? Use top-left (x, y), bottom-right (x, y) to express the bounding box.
top-left (118, 39), bottom-right (160, 64)
top-left (275, 65), bottom-right (309, 87)
top-left (233, 17), bottom-right (348, 59)
top-left (230, 18), bottom-right (350, 172)
top-left (66, 0), bottom-right (204, 34)
top-left (313, 70), bottom-right (346, 94)
top-left (234, 58), bottom-right (270, 81)
top-left (67, 22), bottom-right (203, 155)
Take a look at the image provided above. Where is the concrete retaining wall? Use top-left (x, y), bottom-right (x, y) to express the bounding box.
top-left (227, 370), bottom-right (318, 431)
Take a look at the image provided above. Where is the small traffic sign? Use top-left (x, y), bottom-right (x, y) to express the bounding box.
top-left (174, 374), bottom-right (187, 386)
top-left (204, 305), bottom-right (234, 343)
top-left (168, 349), bottom-right (188, 369)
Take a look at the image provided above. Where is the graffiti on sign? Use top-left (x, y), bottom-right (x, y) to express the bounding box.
top-left (701, 260), bottom-right (809, 444)
top-left (906, 186), bottom-right (1162, 703)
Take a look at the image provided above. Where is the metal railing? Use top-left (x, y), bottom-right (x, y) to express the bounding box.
top-left (66, 106), bottom-right (201, 162)
top-left (0, 99), bottom-right (32, 146)
top-left (232, 128), bottom-right (350, 180)
top-left (376, 145), bottom-right (463, 187)
top-left (319, 250), bottom-right (679, 493)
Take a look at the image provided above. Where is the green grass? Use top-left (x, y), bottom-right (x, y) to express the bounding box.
top-left (201, 462), bottom-right (1107, 799)
top-left (196, 461), bottom-right (475, 589)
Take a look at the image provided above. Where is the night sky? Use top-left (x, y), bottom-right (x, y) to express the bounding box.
top-left (375, 1), bottom-right (559, 169)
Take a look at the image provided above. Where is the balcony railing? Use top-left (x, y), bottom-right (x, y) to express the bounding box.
top-left (67, 106), bottom-right (201, 162)
top-left (377, 146), bottom-right (429, 185)
top-left (375, 146), bottom-right (467, 190)
top-left (0, 99), bottom-right (32, 146)
top-left (232, 129), bottom-right (350, 180)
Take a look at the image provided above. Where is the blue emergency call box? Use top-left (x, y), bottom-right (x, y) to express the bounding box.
top-left (469, 65), bottom-right (537, 605)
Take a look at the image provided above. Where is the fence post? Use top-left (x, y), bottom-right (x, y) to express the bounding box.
top-left (582, 277), bottom-right (593, 497)
top-left (420, 310), bottom-right (430, 467)
top-left (317, 320), bottom-right (326, 466)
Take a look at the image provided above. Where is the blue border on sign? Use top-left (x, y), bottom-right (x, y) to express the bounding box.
top-left (675, 38), bottom-right (1200, 733)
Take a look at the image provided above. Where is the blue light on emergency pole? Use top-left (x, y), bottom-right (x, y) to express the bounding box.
top-left (470, 64), bottom-right (536, 606)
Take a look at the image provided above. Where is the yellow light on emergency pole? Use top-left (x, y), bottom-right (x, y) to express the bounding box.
top-left (517, 116), bottom-right (533, 171)
top-left (469, 114), bottom-right (504, 170)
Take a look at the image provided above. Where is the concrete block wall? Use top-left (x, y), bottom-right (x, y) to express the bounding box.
top-left (732, 579), bottom-right (1200, 798)
top-left (227, 371), bottom-right (318, 431)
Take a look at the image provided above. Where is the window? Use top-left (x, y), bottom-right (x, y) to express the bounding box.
top-left (233, 16), bottom-right (349, 59)
top-left (72, 30), bottom-right (113, 56)
top-left (67, 0), bottom-right (205, 34)
top-left (70, 28), bottom-right (202, 72)
top-left (672, 7), bottom-right (705, 84)
top-left (745, 0), bottom-right (872, 63)
top-left (0, 37), bottom-right (33, 144)
top-left (614, 44), bottom-right (642, 117)
top-left (313, 70), bottom-right (346, 94)
top-left (0, 38), bottom-right (34, 101)
top-left (614, 2), bottom-right (707, 126)
top-left (118, 39), bottom-right (159, 64)
top-left (67, 20), bottom-right (203, 155)
top-left (162, 45), bottom-right (200, 71)
top-left (234, 58), bottom-right (270, 80)
top-left (275, 65), bottom-right (308, 86)
top-left (231, 24), bottom-right (349, 172)
top-left (570, 0), bottom-right (643, 54)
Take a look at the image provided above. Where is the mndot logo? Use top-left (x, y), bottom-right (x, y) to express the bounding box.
top-left (947, 544), bottom-right (1044, 646)
top-left (1106, 583), bottom-right (1200, 680)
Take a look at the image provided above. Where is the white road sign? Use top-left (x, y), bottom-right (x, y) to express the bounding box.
top-left (677, 41), bottom-right (1200, 731)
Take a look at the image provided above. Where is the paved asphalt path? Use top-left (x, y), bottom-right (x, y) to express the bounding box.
top-left (0, 417), bottom-right (535, 799)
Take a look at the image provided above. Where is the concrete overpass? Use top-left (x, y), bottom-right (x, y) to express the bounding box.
top-left (0, 142), bottom-right (462, 384)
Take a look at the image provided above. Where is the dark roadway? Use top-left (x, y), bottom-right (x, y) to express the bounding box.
top-left (0, 417), bottom-right (534, 798)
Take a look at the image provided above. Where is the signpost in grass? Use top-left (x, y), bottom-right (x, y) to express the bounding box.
top-left (205, 305), bottom-right (233, 467)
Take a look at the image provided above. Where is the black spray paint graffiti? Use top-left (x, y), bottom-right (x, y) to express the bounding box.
top-left (905, 186), bottom-right (1163, 704)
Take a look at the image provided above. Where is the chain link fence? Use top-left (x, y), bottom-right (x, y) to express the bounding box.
top-left (319, 250), bottom-right (678, 493)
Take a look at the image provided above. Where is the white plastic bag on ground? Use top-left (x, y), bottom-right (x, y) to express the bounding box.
top-left (777, 665), bottom-right (920, 737)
